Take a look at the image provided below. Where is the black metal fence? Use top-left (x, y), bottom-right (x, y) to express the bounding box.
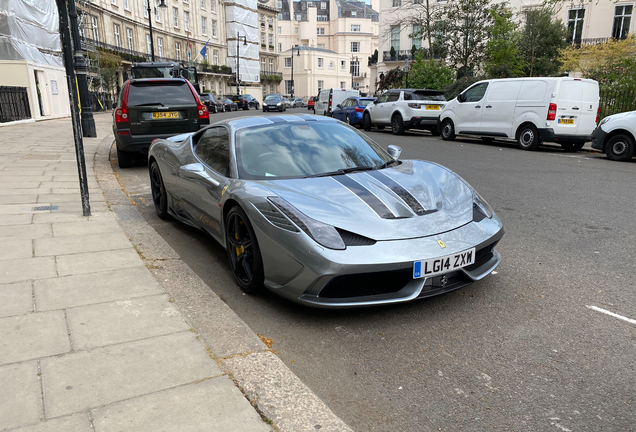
top-left (0, 86), bottom-right (32, 123)
top-left (599, 88), bottom-right (636, 120)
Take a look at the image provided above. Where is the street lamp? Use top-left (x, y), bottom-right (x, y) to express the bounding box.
top-left (290, 45), bottom-right (300, 99)
top-left (350, 55), bottom-right (358, 90)
top-left (146, 0), bottom-right (168, 62)
top-left (236, 32), bottom-right (247, 97)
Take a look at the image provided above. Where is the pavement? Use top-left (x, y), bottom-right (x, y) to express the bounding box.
top-left (0, 113), bottom-right (352, 432)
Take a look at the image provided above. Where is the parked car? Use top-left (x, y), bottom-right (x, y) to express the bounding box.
top-left (283, 98), bottom-right (292, 109)
top-left (222, 95), bottom-right (239, 111)
top-left (263, 94), bottom-right (285, 112)
top-left (233, 94), bottom-right (260, 110)
top-left (199, 93), bottom-right (217, 113)
top-left (438, 77), bottom-right (600, 151)
top-left (112, 77), bottom-right (209, 168)
top-left (363, 89), bottom-right (445, 136)
top-left (291, 97), bottom-right (305, 108)
top-left (315, 88), bottom-right (361, 116)
top-left (332, 97), bottom-right (375, 126)
top-left (591, 110), bottom-right (636, 161)
top-left (308, 96), bottom-right (317, 111)
top-left (148, 115), bottom-right (504, 307)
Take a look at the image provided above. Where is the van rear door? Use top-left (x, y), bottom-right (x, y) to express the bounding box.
top-left (554, 79), bottom-right (599, 136)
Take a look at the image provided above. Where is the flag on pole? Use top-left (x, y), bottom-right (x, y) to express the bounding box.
top-left (200, 38), bottom-right (211, 57)
top-left (187, 34), bottom-right (191, 60)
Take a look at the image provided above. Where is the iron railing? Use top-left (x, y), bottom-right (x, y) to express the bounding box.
top-left (260, 70), bottom-right (283, 80)
top-left (383, 50), bottom-right (415, 62)
top-left (0, 86), bottom-right (31, 123)
top-left (599, 88), bottom-right (636, 121)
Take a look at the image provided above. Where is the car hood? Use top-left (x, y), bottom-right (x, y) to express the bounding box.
top-left (261, 160), bottom-right (474, 241)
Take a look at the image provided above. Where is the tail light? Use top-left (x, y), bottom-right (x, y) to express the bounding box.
top-left (354, 107), bottom-right (364, 112)
top-left (115, 81), bottom-right (130, 123)
top-left (407, 103), bottom-right (420, 109)
top-left (595, 106), bottom-right (600, 123)
top-left (547, 103), bottom-right (557, 121)
top-left (185, 80), bottom-right (209, 120)
top-left (328, 94), bottom-right (332, 112)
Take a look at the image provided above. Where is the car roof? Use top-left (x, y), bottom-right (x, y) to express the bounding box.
top-left (212, 114), bottom-right (339, 133)
top-left (129, 78), bottom-right (188, 84)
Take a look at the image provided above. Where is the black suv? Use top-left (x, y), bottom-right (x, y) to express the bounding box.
top-left (233, 94), bottom-right (259, 110)
top-left (113, 78), bottom-right (209, 168)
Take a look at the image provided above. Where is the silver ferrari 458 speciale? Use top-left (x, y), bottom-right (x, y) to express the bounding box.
top-left (148, 114), bottom-right (504, 308)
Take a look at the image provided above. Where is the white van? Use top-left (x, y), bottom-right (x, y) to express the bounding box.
top-left (314, 88), bottom-right (360, 116)
top-left (438, 77), bottom-right (599, 151)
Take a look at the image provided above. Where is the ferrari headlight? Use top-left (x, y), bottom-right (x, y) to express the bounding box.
top-left (268, 197), bottom-right (346, 250)
top-left (473, 190), bottom-right (493, 220)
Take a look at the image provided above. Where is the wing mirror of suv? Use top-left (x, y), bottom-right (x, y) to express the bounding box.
top-left (387, 145), bottom-right (402, 160)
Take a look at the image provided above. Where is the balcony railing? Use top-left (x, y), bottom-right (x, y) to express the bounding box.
top-left (383, 50), bottom-right (415, 62)
top-left (260, 70), bottom-right (283, 81)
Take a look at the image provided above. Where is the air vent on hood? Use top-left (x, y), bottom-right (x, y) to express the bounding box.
top-left (336, 228), bottom-right (376, 246)
top-left (254, 202), bottom-right (299, 232)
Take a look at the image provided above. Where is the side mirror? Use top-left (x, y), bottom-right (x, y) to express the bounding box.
top-left (387, 145), bottom-right (402, 160)
top-left (112, 102), bottom-right (117, 109)
top-left (457, 93), bottom-right (465, 103)
top-left (336, 104), bottom-right (342, 108)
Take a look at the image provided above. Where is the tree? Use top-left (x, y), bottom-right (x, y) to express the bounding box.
top-left (377, 67), bottom-right (405, 91)
top-left (385, 0), bottom-right (438, 60)
top-left (407, 53), bottom-right (455, 90)
top-left (519, 7), bottom-right (568, 77)
top-left (431, 0), bottom-right (499, 78)
top-left (484, 6), bottom-right (524, 78)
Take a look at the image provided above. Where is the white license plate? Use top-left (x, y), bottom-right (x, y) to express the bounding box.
top-left (413, 248), bottom-right (476, 279)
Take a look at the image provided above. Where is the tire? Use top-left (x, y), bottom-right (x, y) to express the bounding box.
top-left (440, 119), bottom-right (456, 141)
top-left (225, 206), bottom-right (264, 293)
top-left (149, 161), bottom-right (169, 220)
top-left (243, 104), bottom-right (249, 110)
top-left (117, 147), bottom-right (133, 169)
top-left (429, 128), bottom-right (440, 136)
top-left (263, 108), bottom-right (266, 112)
top-left (221, 105), bottom-right (226, 113)
top-left (391, 114), bottom-right (405, 135)
top-left (516, 124), bottom-right (540, 151)
top-left (605, 134), bottom-right (635, 161)
top-left (560, 142), bottom-right (585, 152)
top-left (363, 113), bottom-right (372, 131)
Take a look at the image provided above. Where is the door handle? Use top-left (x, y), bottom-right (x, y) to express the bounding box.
top-left (485, 105), bottom-right (492, 108)
top-left (572, 107), bottom-right (580, 110)
top-left (475, 105), bottom-right (481, 108)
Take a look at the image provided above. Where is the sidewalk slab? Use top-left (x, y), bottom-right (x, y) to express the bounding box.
top-left (0, 214), bottom-right (33, 226)
top-left (0, 194), bottom-right (39, 205)
top-left (0, 238), bottom-right (32, 261)
top-left (55, 248), bottom-right (143, 277)
top-left (34, 267), bottom-right (163, 311)
top-left (0, 188), bottom-right (51, 196)
top-left (0, 281), bottom-right (33, 318)
top-left (0, 310), bottom-right (70, 365)
top-left (0, 361), bottom-right (42, 431)
top-left (51, 220), bottom-right (121, 237)
top-left (0, 256), bottom-right (57, 284)
top-left (34, 232), bottom-right (132, 257)
top-left (10, 414), bottom-right (91, 432)
top-left (41, 332), bottom-right (221, 418)
top-left (91, 378), bottom-right (270, 432)
top-left (37, 193), bottom-right (106, 204)
top-left (66, 294), bottom-right (190, 350)
top-left (0, 223), bottom-right (52, 239)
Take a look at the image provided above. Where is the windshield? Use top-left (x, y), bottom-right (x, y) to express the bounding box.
top-left (265, 94), bottom-right (281, 102)
top-left (412, 91), bottom-right (446, 101)
top-left (131, 66), bottom-right (172, 79)
top-left (199, 94), bottom-right (210, 101)
top-left (235, 122), bottom-right (393, 180)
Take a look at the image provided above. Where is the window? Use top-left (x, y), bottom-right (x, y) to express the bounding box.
top-left (277, 0), bottom-right (282, 8)
top-left (261, 32), bottom-right (266, 44)
top-left (211, 0), bottom-right (216, 12)
top-left (155, 0), bottom-right (161, 22)
top-left (202, 17), bottom-right (207, 34)
top-left (146, 34), bottom-right (152, 54)
top-left (317, 16), bottom-right (328, 21)
top-left (462, 83), bottom-right (488, 102)
top-left (318, 58), bottom-right (323, 67)
top-left (318, 80), bottom-right (324, 92)
top-left (200, 0), bottom-right (205, 8)
top-left (351, 24), bottom-right (360, 32)
top-left (269, 58), bottom-right (273, 70)
top-left (114, 24), bottom-right (121, 47)
top-left (317, 27), bottom-right (325, 35)
top-left (329, 61), bottom-right (334, 69)
top-left (350, 60), bottom-right (359, 76)
top-left (184, 11), bottom-right (190, 31)
top-left (340, 60), bottom-right (345, 70)
top-left (204, 49), bottom-right (209, 61)
top-left (212, 20), bottom-right (217, 37)
top-left (173, 8), bottom-right (179, 27)
top-left (412, 24), bottom-right (422, 49)
top-left (112, 0), bottom-right (117, 5)
top-left (123, 0), bottom-right (129, 9)
top-left (285, 57), bottom-right (292, 67)
top-left (317, 43), bottom-right (325, 48)
top-left (295, 13), bottom-right (302, 20)
top-left (340, 81), bottom-right (346, 88)
top-left (351, 41), bottom-right (360, 52)
top-left (126, 28), bottom-right (133, 49)
top-left (320, 2), bottom-right (326, 8)
top-left (278, 43), bottom-right (282, 52)
top-left (176, 42), bottom-right (181, 60)
top-left (392, 0), bottom-right (401, 6)
top-left (213, 49), bottom-right (219, 64)
top-left (90, 15), bottom-right (99, 41)
top-left (261, 13), bottom-right (265, 22)
top-left (144, 0), bottom-right (149, 18)
top-left (195, 128), bottom-right (230, 177)
top-left (278, 26), bottom-right (281, 34)
top-left (295, 27), bottom-right (298, 34)
top-left (612, 5), bottom-right (633, 40)
top-left (566, 8), bottom-right (585, 44)
top-left (390, 25), bottom-right (400, 51)
top-left (285, 80), bottom-right (293, 94)
top-left (211, 82), bottom-right (215, 92)
top-left (269, 34), bottom-right (273, 46)
top-left (351, 11), bottom-right (356, 16)
top-left (157, 37), bottom-right (163, 56)
top-left (262, 58), bottom-right (266, 70)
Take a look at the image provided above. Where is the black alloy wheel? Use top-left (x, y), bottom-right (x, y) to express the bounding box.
top-left (149, 161), bottom-right (169, 219)
top-left (440, 119), bottom-right (455, 141)
top-left (391, 114), bottom-right (405, 135)
top-left (225, 206), bottom-right (264, 293)
top-left (605, 134), bottom-right (635, 161)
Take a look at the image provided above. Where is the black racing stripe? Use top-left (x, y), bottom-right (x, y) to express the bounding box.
top-left (367, 170), bottom-right (437, 216)
top-left (333, 175), bottom-right (395, 219)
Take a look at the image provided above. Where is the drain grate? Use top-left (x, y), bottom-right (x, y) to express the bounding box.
top-left (32, 206), bottom-right (58, 211)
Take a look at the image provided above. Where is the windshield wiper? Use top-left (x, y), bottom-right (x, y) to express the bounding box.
top-left (133, 102), bottom-right (165, 107)
top-left (305, 166), bottom-right (375, 178)
top-left (375, 159), bottom-right (397, 170)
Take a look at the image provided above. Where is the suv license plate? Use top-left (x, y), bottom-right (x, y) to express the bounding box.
top-left (151, 111), bottom-right (180, 119)
top-left (558, 118), bottom-right (574, 124)
top-left (413, 248), bottom-right (476, 279)
top-left (425, 105), bottom-right (439, 110)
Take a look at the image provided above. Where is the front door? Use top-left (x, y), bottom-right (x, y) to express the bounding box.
top-left (455, 83), bottom-right (488, 134)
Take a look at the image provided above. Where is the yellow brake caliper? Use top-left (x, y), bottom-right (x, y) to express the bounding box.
top-left (235, 233), bottom-right (244, 256)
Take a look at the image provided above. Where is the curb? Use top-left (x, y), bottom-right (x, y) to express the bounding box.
top-left (92, 134), bottom-right (353, 432)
